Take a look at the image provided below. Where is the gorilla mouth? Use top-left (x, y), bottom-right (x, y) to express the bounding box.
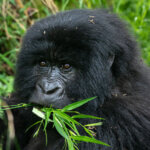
top-left (29, 91), bottom-right (70, 108)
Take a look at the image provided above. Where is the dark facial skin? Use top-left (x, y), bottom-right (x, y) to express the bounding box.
top-left (29, 60), bottom-right (76, 108)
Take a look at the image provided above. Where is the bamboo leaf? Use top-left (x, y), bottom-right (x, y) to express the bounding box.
top-left (82, 126), bottom-right (94, 137)
top-left (62, 96), bottom-right (97, 112)
top-left (32, 107), bottom-right (45, 120)
top-left (72, 114), bottom-right (104, 120)
top-left (25, 120), bottom-right (41, 132)
top-left (53, 113), bottom-right (68, 139)
top-left (71, 136), bottom-right (110, 147)
top-left (32, 107), bottom-right (53, 122)
top-left (33, 120), bottom-right (43, 137)
top-left (55, 110), bottom-right (80, 126)
top-left (44, 108), bottom-right (52, 130)
top-left (85, 122), bottom-right (103, 127)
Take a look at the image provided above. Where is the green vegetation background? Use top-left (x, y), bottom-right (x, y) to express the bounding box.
top-left (0, 0), bottom-right (150, 149)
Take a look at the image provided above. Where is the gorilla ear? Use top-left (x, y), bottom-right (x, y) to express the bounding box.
top-left (108, 54), bottom-right (115, 68)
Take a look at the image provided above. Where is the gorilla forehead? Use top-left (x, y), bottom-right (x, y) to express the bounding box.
top-left (21, 9), bottom-right (137, 67)
top-left (22, 9), bottom-right (114, 53)
top-left (26, 9), bottom-right (96, 42)
top-left (21, 10), bottom-right (104, 66)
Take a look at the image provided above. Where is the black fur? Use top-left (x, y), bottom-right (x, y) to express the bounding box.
top-left (1, 9), bottom-right (150, 150)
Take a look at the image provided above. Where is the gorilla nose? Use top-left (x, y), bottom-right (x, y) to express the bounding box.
top-left (29, 79), bottom-right (64, 107)
top-left (38, 80), bottom-right (60, 95)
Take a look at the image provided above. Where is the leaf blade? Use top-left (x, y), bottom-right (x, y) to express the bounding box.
top-left (62, 96), bottom-right (97, 112)
top-left (71, 136), bottom-right (110, 147)
top-left (72, 114), bottom-right (104, 120)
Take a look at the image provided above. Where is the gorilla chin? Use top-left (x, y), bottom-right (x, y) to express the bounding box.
top-left (1, 9), bottom-right (150, 150)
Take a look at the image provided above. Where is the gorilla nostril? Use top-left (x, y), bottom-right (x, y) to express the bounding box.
top-left (46, 87), bottom-right (59, 95)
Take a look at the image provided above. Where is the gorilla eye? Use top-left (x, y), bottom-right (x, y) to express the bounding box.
top-left (62, 64), bottom-right (71, 70)
top-left (39, 61), bottom-right (47, 67)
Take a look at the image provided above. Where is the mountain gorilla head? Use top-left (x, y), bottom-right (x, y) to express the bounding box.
top-left (15, 9), bottom-right (139, 109)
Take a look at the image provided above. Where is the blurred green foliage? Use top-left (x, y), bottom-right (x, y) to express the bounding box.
top-left (0, 0), bottom-right (150, 97)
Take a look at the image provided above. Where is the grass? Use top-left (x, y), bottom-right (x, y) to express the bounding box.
top-left (0, 0), bottom-right (150, 149)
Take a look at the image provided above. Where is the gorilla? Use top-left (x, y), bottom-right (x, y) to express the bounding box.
top-left (0, 9), bottom-right (150, 150)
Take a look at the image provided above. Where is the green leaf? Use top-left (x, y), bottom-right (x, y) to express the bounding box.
top-left (71, 136), bottom-right (110, 147)
top-left (72, 122), bottom-right (80, 136)
top-left (33, 120), bottom-right (43, 137)
top-left (44, 108), bottom-right (52, 130)
top-left (25, 120), bottom-right (42, 132)
top-left (53, 113), bottom-right (68, 139)
top-left (55, 116), bottom-right (75, 150)
top-left (32, 107), bottom-right (53, 122)
top-left (32, 107), bottom-right (45, 120)
top-left (67, 138), bottom-right (75, 150)
top-left (72, 114), bottom-right (104, 120)
top-left (44, 128), bottom-right (48, 145)
top-left (64, 111), bottom-right (80, 114)
top-left (55, 110), bottom-right (80, 126)
top-left (62, 96), bottom-right (97, 112)
top-left (85, 122), bottom-right (103, 127)
top-left (0, 103), bottom-right (32, 110)
top-left (60, 118), bottom-right (79, 135)
top-left (82, 126), bottom-right (94, 137)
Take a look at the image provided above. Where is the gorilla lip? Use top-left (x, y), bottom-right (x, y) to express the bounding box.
top-left (29, 91), bottom-right (70, 108)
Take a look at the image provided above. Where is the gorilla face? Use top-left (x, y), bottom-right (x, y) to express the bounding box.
top-left (14, 9), bottom-right (131, 109)
top-left (14, 22), bottom-right (91, 108)
top-left (15, 36), bottom-right (81, 108)
top-left (29, 62), bottom-right (76, 108)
